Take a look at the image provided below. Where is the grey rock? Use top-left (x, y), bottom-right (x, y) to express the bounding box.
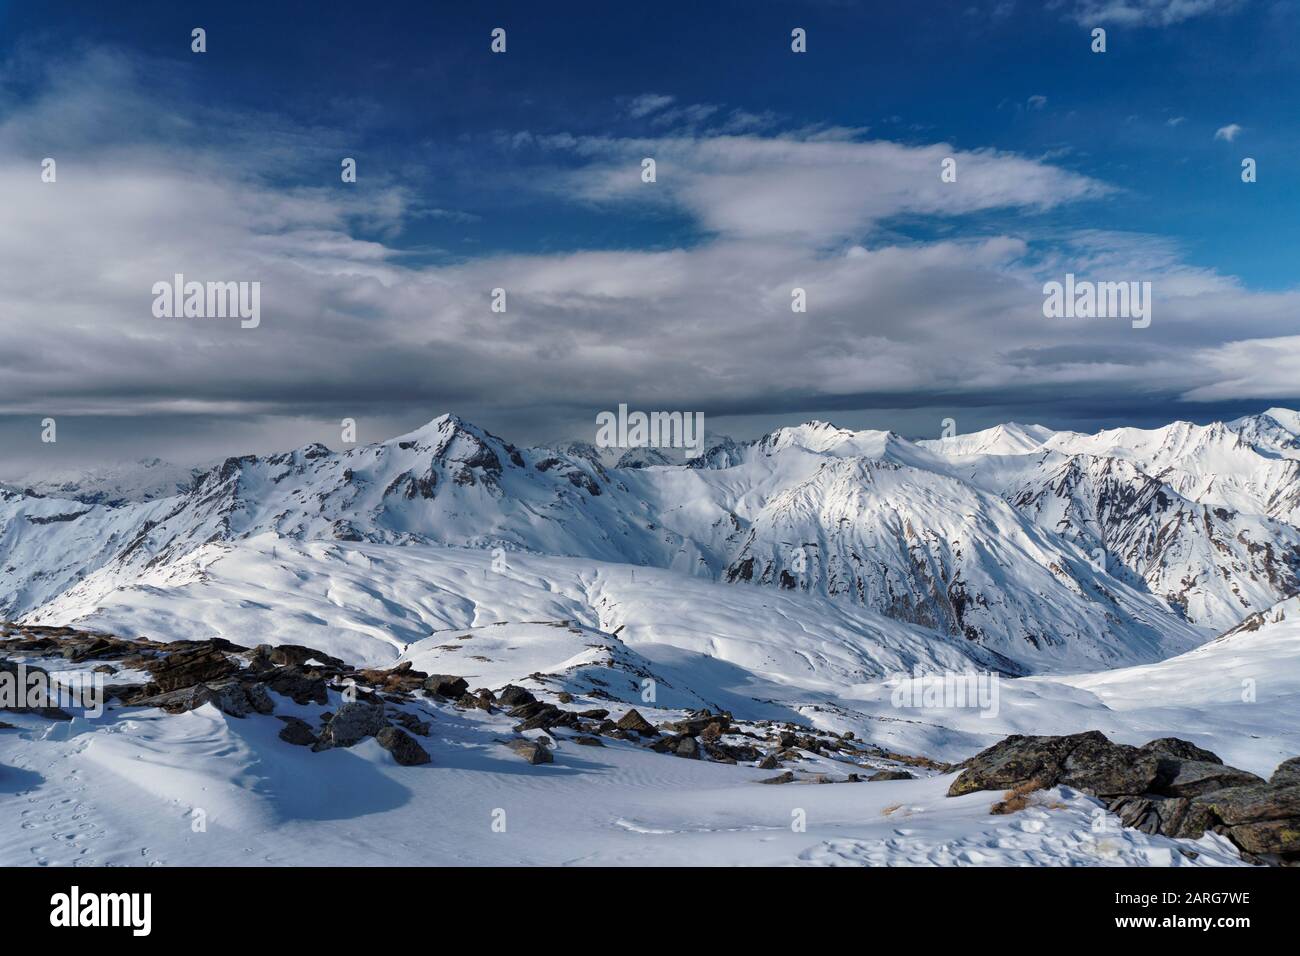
top-left (1270, 757), bottom-right (1300, 787)
top-left (1140, 737), bottom-right (1223, 765)
top-left (320, 701), bottom-right (385, 748)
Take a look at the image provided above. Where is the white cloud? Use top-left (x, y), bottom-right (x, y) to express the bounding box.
top-left (1068, 0), bottom-right (1242, 27)
top-left (1182, 336), bottom-right (1300, 401)
top-left (1028, 95), bottom-right (1048, 110)
top-left (1214, 123), bottom-right (1242, 142)
top-left (627, 93), bottom-right (675, 118)
top-left (538, 131), bottom-right (1111, 243)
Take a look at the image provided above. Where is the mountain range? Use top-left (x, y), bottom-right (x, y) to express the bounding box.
top-left (5, 407), bottom-right (1300, 679)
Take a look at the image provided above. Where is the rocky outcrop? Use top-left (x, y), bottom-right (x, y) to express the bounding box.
top-left (145, 645), bottom-right (239, 692)
top-left (133, 679), bottom-right (274, 718)
top-left (949, 732), bottom-right (1298, 865)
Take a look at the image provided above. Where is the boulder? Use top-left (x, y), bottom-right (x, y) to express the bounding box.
top-left (664, 711), bottom-right (732, 736)
top-left (948, 731), bottom-right (1103, 797)
top-left (867, 770), bottom-right (915, 782)
top-left (375, 726), bottom-right (431, 766)
top-left (759, 771), bottom-right (795, 785)
top-left (276, 715), bottom-right (318, 747)
top-left (496, 685), bottom-right (536, 707)
top-left (423, 674), bottom-right (469, 698)
top-left (1140, 737), bottom-right (1223, 765)
top-left (504, 738), bottom-right (553, 765)
top-left (615, 708), bottom-right (658, 736)
top-left (1158, 759), bottom-right (1263, 798)
top-left (133, 680), bottom-right (273, 718)
top-left (319, 701), bottom-right (385, 748)
top-left (1191, 783), bottom-right (1300, 827)
top-left (1226, 819), bottom-right (1300, 857)
top-left (1058, 739), bottom-right (1163, 797)
top-left (950, 731), bottom-right (1300, 865)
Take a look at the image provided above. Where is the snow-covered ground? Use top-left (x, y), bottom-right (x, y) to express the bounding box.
top-left (0, 678), bottom-right (1248, 868)
top-left (3, 535), bottom-right (1295, 866)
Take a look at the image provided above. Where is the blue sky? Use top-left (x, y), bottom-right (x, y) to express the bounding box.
top-left (5, 0), bottom-right (1291, 278)
top-left (0, 0), bottom-right (1298, 464)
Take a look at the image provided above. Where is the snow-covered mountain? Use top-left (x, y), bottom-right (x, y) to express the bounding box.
top-left (1043, 420), bottom-right (1300, 524)
top-left (923, 417), bottom-right (1300, 628)
top-left (6, 408), bottom-right (1300, 676)
top-left (0, 457), bottom-right (203, 506)
top-left (1228, 407), bottom-right (1300, 459)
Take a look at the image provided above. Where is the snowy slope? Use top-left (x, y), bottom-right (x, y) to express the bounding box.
top-left (855, 593), bottom-right (1300, 774)
top-left (29, 536), bottom-right (1025, 690)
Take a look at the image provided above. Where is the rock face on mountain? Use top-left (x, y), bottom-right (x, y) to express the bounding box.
top-left (948, 732), bottom-right (1300, 865)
